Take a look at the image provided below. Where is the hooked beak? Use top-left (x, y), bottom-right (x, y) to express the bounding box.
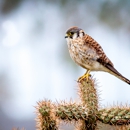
top-left (65, 34), bottom-right (68, 38)
top-left (65, 36), bottom-right (68, 38)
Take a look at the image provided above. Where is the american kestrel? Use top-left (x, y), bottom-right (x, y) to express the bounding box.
top-left (65, 27), bottom-right (130, 85)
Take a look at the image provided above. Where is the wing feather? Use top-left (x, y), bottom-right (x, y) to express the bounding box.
top-left (83, 34), bottom-right (130, 85)
top-left (84, 34), bottom-right (114, 67)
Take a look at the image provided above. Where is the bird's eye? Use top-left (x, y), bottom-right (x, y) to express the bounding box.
top-left (70, 32), bottom-right (74, 35)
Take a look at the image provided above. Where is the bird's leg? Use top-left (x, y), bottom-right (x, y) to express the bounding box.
top-left (78, 70), bottom-right (91, 82)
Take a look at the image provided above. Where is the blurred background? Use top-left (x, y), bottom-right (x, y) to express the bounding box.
top-left (0, 0), bottom-right (130, 129)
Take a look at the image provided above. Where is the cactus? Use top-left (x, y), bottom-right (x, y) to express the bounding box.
top-left (35, 100), bottom-right (58, 130)
top-left (35, 77), bottom-right (130, 130)
top-left (77, 77), bottom-right (98, 130)
top-left (98, 107), bottom-right (130, 125)
top-left (55, 101), bottom-right (89, 122)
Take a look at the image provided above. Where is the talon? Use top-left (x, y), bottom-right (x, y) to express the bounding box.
top-left (78, 70), bottom-right (91, 82)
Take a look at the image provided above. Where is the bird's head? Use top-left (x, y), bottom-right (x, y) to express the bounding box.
top-left (65, 27), bottom-right (85, 40)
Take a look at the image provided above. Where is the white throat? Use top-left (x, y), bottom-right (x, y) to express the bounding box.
top-left (65, 37), bottom-right (71, 43)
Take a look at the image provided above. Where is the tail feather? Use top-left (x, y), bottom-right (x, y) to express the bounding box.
top-left (105, 64), bottom-right (130, 85)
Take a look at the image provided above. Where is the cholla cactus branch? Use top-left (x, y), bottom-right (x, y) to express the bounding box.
top-left (35, 100), bottom-right (58, 130)
top-left (98, 107), bottom-right (130, 125)
top-left (78, 77), bottom-right (98, 109)
top-left (77, 77), bottom-right (98, 130)
top-left (54, 102), bottom-right (89, 122)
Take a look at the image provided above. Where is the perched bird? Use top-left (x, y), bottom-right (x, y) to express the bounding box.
top-left (65, 26), bottom-right (130, 85)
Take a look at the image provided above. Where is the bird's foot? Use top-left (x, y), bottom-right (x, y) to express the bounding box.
top-left (78, 71), bottom-right (91, 82)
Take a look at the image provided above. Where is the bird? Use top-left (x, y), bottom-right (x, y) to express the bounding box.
top-left (65, 26), bottom-right (130, 85)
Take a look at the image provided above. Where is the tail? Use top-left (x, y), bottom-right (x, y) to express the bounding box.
top-left (106, 64), bottom-right (130, 85)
